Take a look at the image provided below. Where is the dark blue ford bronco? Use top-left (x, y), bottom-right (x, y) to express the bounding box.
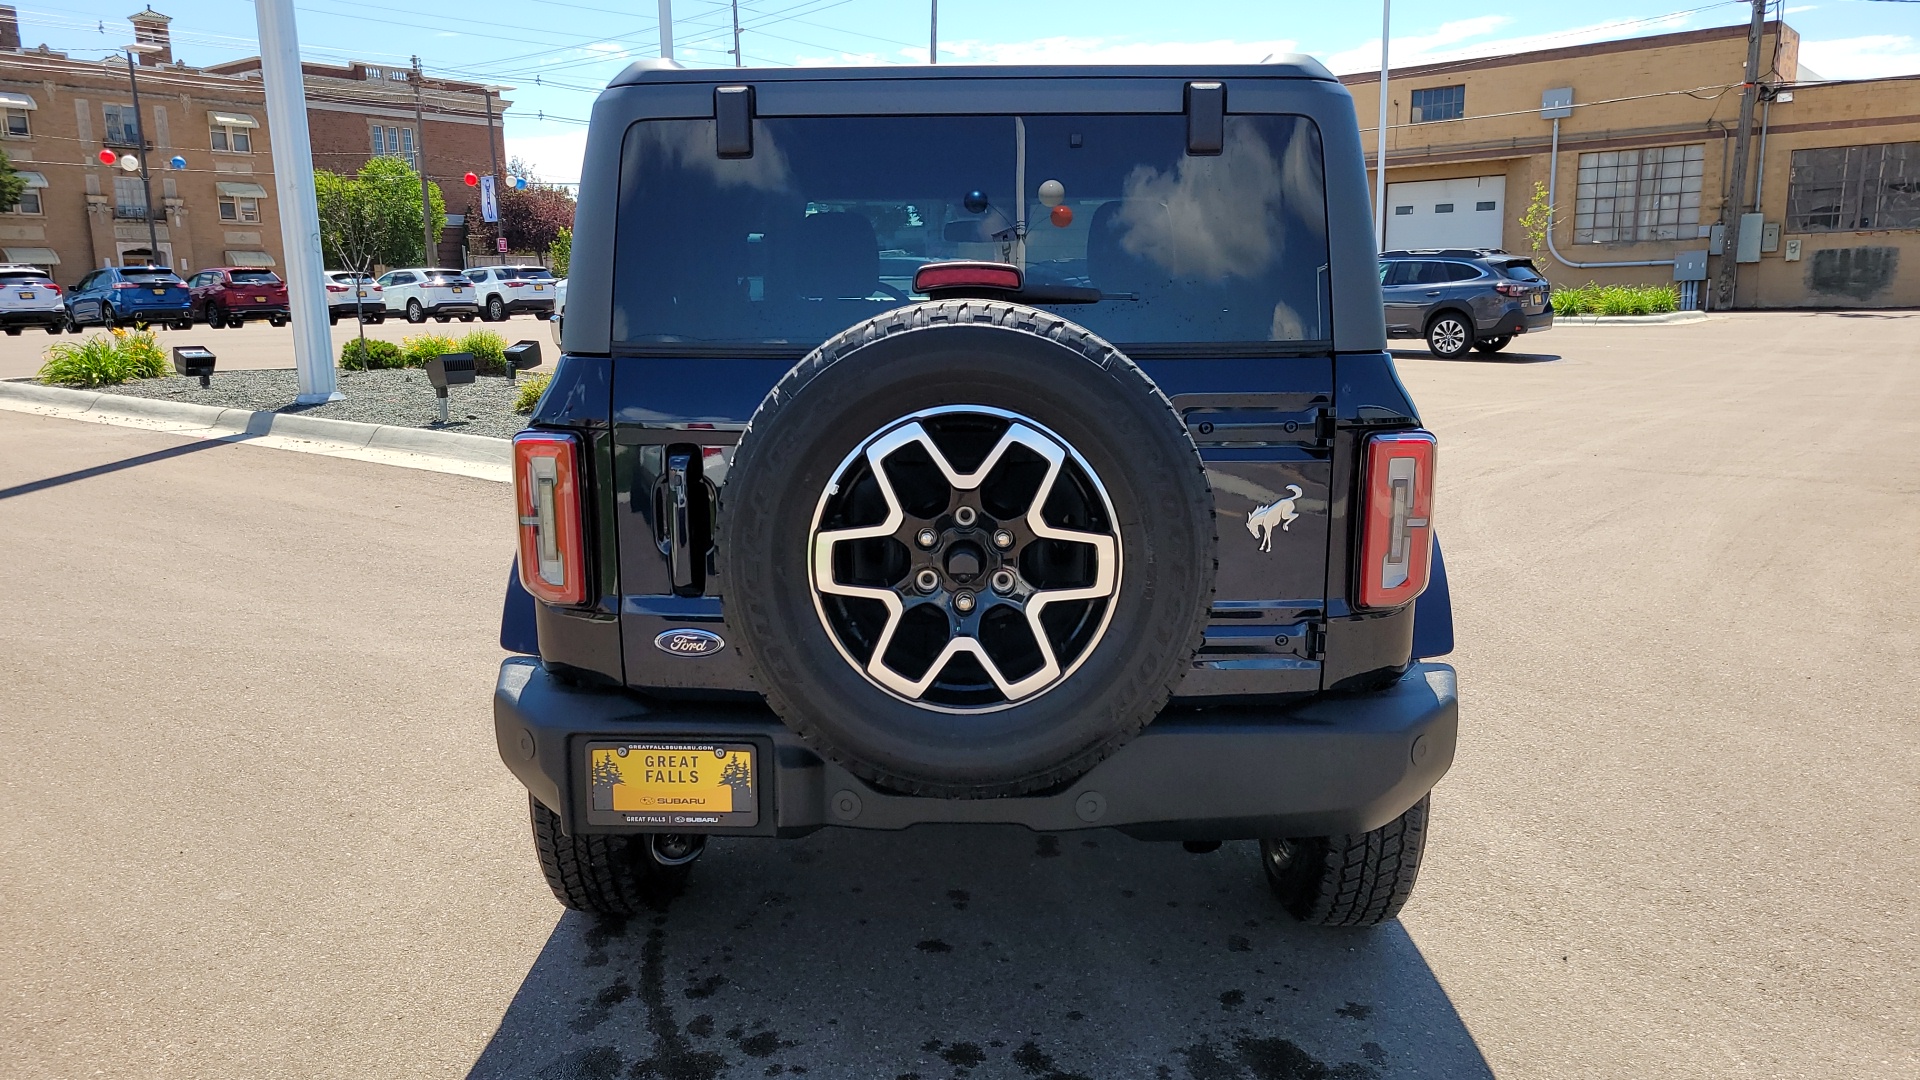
top-left (497, 59), bottom-right (1456, 927)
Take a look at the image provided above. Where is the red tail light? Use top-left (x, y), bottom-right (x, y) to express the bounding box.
top-left (914, 261), bottom-right (1022, 293)
top-left (1357, 431), bottom-right (1437, 609)
top-left (326, 284), bottom-right (348, 292)
top-left (1494, 282), bottom-right (1529, 297)
top-left (111, 282), bottom-right (140, 289)
top-left (46, 283), bottom-right (61, 294)
top-left (506, 281), bottom-right (527, 288)
top-left (514, 431), bottom-right (587, 606)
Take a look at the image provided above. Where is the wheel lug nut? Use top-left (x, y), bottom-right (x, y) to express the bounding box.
top-left (954, 506), bottom-right (977, 527)
top-left (916, 528), bottom-right (938, 548)
top-left (990, 569), bottom-right (1016, 594)
top-left (914, 568), bottom-right (940, 593)
top-left (992, 530), bottom-right (1013, 549)
top-left (953, 590), bottom-right (976, 613)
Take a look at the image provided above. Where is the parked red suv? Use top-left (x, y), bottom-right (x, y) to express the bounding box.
top-left (186, 267), bottom-right (289, 328)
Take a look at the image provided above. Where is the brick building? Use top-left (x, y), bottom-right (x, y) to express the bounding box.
top-left (1345, 21), bottom-right (1920, 308)
top-left (205, 55), bottom-right (510, 266)
top-left (0, 6), bottom-right (284, 277)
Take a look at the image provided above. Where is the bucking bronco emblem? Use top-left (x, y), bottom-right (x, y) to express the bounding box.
top-left (1246, 485), bottom-right (1304, 552)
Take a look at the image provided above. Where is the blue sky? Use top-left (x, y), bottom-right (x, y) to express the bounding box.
top-left (12, 0), bottom-right (1918, 182)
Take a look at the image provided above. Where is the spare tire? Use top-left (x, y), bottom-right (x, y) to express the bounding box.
top-left (719, 300), bottom-right (1216, 798)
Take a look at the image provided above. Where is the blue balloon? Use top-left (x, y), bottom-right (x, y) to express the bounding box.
top-left (514, 177), bottom-right (528, 190)
top-left (963, 190), bottom-right (988, 214)
top-left (168, 155), bottom-right (187, 170)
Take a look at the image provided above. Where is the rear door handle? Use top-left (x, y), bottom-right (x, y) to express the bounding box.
top-left (1424, 290), bottom-right (1441, 296)
top-left (665, 451), bottom-right (695, 591)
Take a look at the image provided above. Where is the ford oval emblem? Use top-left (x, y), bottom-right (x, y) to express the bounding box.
top-left (655, 629), bottom-right (725, 657)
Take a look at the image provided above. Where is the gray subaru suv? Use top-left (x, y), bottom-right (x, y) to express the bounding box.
top-left (1380, 247), bottom-right (1553, 358)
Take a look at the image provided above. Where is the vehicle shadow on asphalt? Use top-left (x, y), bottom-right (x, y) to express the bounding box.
top-left (0, 434), bottom-right (251, 501)
top-left (466, 826), bottom-right (1491, 1080)
top-left (1391, 349), bottom-right (1561, 365)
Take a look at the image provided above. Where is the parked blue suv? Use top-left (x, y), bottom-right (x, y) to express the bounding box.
top-left (64, 266), bottom-right (193, 331)
top-left (1379, 248), bottom-right (1553, 358)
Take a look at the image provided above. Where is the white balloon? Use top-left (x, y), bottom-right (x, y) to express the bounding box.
top-left (118, 153), bottom-right (140, 173)
top-left (1038, 179), bottom-right (1065, 207)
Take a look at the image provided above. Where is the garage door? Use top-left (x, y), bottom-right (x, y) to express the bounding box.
top-left (1385, 176), bottom-right (1507, 251)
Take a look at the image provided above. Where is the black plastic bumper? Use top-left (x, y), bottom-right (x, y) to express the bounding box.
top-left (0, 310), bottom-right (64, 327)
top-left (494, 658), bottom-right (1458, 841)
top-left (1487, 308), bottom-right (1554, 337)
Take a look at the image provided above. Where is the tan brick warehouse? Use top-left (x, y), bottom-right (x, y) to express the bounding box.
top-left (1345, 21), bottom-right (1920, 308)
top-left (0, 5), bottom-right (510, 279)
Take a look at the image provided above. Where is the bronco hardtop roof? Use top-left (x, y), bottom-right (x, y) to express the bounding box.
top-left (609, 57), bottom-right (1337, 88)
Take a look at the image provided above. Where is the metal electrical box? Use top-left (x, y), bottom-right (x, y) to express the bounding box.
top-left (1736, 212), bottom-right (1764, 263)
top-left (1673, 250), bottom-right (1709, 281)
top-left (1761, 221), bottom-right (1781, 253)
top-left (1708, 224), bottom-right (1726, 255)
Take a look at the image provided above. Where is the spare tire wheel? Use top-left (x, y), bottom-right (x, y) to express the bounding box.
top-left (719, 300), bottom-right (1217, 798)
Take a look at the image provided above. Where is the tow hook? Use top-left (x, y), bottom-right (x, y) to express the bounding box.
top-left (649, 833), bottom-right (707, 866)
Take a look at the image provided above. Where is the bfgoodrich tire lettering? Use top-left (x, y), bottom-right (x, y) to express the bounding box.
top-left (719, 300), bottom-right (1217, 798)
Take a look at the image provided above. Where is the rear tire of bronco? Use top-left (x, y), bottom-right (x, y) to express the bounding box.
top-left (720, 300), bottom-right (1217, 799)
top-left (528, 796), bottom-right (691, 914)
top-left (1260, 794), bottom-right (1429, 927)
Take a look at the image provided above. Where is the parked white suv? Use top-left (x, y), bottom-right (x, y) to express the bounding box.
top-left (465, 264), bottom-right (557, 322)
top-left (325, 271), bottom-right (385, 325)
top-left (377, 267), bottom-right (478, 324)
top-left (0, 264), bottom-right (68, 335)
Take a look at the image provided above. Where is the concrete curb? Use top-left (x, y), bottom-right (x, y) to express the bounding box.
top-left (0, 378), bottom-right (510, 482)
top-left (1555, 311), bottom-right (1712, 326)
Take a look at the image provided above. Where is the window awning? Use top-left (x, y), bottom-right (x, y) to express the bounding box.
top-left (5, 247), bottom-right (60, 264)
top-left (0, 92), bottom-right (38, 111)
top-left (209, 111), bottom-right (257, 128)
top-left (216, 182), bottom-right (269, 199)
top-left (16, 171), bottom-right (47, 188)
top-left (225, 250), bottom-right (275, 266)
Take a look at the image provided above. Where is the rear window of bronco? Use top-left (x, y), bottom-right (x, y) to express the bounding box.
top-left (612, 113), bottom-right (1329, 351)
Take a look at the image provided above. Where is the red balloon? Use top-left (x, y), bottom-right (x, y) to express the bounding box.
top-left (98, 148), bottom-right (117, 165)
top-left (464, 172), bottom-right (479, 186)
top-left (1049, 204), bottom-right (1074, 228)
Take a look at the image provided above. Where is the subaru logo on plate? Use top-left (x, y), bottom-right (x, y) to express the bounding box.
top-left (655, 629), bottom-right (725, 657)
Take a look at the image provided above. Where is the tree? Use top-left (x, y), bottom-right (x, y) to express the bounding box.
top-left (0, 148), bottom-right (25, 213)
top-left (471, 185), bottom-right (575, 257)
top-left (316, 156), bottom-right (446, 272)
top-left (1517, 180), bottom-right (1557, 271)
top-left (548, 227), bottom-right (571, 278)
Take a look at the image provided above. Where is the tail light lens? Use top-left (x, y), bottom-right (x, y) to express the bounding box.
top-left (514, 431), bottom-right (587, 606)
top-left (111, 282), bottom-right (140, 289)
top-left (506, 281), bottom-right (526, 288)
top-left (326, 284), bottom-right (348, 292)
top-left (1493, 281), bottom-right (1528, 297)
top-left (46, 283), bottom-right (61, 294)
top-left (1357, 431), bottom-right (1437, 609)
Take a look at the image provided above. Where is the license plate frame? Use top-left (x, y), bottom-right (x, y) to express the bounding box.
top-left (582, 740), bottom-right (759, 829)
top-left (18, 290), bottom-right (33, 299)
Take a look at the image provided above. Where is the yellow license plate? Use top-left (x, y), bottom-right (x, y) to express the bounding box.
top-left (450, 286), bottom-right (464, 293)
top-left (356, 290), bottom-right (368, 297)
top-left (533, 284), bottom-right (544, 290)
top-left (18, 291), bottom-right (33, 299)
top-left (254, 296), bottom-right (266, 302)
top-left (585, 742), bottom-right (758, 828)
top-left (151, 288), bottom-right (165, 295)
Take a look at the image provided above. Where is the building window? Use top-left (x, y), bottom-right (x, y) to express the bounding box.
top-left (1434, 203), bottom-right (1454, 213)
top-left (219, 195), bottom-right (260, 223)
top-left (103, 103), bottom-right (142, 146)
top-left (1394, 205), bottom-right (1413, 215)
top-left (371, 125), bottom-right (416, 168)
top-left (3, 108), bottom-right (27, 138)
top-left (1410, 85), bottom-right (1465, 124)
top-left (113, 175), bottom-right (149, 219)
top-left (1574, 143), bottom-right (1704, 243)
top-left (211, 123), bottom-right (252, 153)
top-left (1476, 200), bottom-right (1496, 211)
top-left (8, 189), bottom-right (40, 214)
top-left (1785, 142), bottom-right (1920, 233)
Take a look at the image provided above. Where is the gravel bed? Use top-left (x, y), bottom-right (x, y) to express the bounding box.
top-left (82, 367), bottom-right (531, 439)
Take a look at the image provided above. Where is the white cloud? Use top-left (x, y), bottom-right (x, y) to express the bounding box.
top-left (1321, 10), bottom-right (1707, 75)
top-left (505, 130), bottom-right (589, 186)
top-left (585, 42), bottom-right (628, 53)
top-left (793, 35), bottom-right (1301, 68)
top-left (1798, 35), bottom-right (1920, 80)
top-left (1784, 5), bottom-right (1818, 13)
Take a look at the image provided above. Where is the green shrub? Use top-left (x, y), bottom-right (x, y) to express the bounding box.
top-left (400, 333), bottom-right (459, 368)
top-left (340, 337), bottom-right (405, 370)
top-left (37, 330), bottom-right (167, 387)
top-left (514, 371), bottom-right (552, 414)
top-left (1551, 281), bottom-right (1681, 317)
top-left (459, 329), bottom-right (508, 376)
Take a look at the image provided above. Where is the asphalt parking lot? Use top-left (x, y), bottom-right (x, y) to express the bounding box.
top-left (1, 312), bottom-right (1915, 1079)
top-left (0, 310), bottom-right (555, 381)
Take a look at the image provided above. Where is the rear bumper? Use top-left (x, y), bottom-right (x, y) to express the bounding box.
top-left (408, 300), bottom-right (479, 315)
top-left (220, 304), bottom-right (288, 320)
top-left (1486, 307), bottom-right (1553, 337)
top-left (499, 295), bottom-right (556, 313)
top-left (0, 308), bottom-right (64, 326)
top-left (494, 657), bottom-right (1458, 841)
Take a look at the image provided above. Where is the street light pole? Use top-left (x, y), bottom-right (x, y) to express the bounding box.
top-left (1374, 0), bottom-right (1391, 252)
top-left (657, 0), bottom-right (673, 59)
top-left (122, 48), bottom-right (161, 262)
top-left (411, 55), bottom-right (434, 267)
top-left (730, 0), bottom-right (742, 67)
top-left (930, 1), bottom-right (937, 65)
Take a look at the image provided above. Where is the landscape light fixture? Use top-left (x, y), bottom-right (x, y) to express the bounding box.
top-left (171, 345), bottom-right (216, 388)
top-left (424, 351), bottom-right (476, 424)
top-left (503, 339), bottom-right (542, 382)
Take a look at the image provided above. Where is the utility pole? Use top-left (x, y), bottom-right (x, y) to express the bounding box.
top-left (657, 0), bottom-right (673, 59)
top-left (411, 56), bottom-right (434, 267)
top-left (1715, 0), bottom-right (1767, 309)
top-left (481, 87), bottom-right (500, 183)
top-left (254, 0), bottom-right (339, 402)
top-left (930, 1), bottom-right (937, 65)
top-left (1374, 0), bottom-right (1391, 251)
top-left (122, 49), bottom-right (161, 263)
top-left (730, 0), bottom-right (742, 66)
